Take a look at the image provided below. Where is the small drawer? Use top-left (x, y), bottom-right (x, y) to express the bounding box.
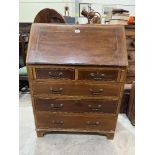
top-left (34, 98), bottom-right (118, 114)
top-left (32, 82), bottom-right (121, 97)
top-left (78, 69), bottom-right (119, 81)
top-left (36, 112), bottom-right (116, 131)
top-left (35, 68), bottom-right (75, 80)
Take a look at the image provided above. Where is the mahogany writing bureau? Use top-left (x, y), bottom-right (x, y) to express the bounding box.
top-left (26, 24), bottom-right (128, 139)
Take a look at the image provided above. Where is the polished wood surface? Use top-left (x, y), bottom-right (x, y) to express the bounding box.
top-left (34, 98), bottom-right (118, 113)
top-left (36, 112), bottom-right (117, 131)
top-left (78, 69), bottom-right (119, 81)
top-left (26, 24), bottom-right (128, 67)
top-left (35, 68), bottom-right (75, 80)
top-left (27, 24), bottom-right (128, 139)
top-left (32, 81), bottom-right (122, 97)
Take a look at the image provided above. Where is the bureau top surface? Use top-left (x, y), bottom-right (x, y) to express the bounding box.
top-left (26, 23), bottom-right (128, 67)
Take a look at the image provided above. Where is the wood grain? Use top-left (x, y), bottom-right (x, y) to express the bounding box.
top-left (27, 24), bottom-right (128, 139)
top-left (34, 97), bottom-right (118, 114)
top-left (26, 24), bottom-right (128, 67)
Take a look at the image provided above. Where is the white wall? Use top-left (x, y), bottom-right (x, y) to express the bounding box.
top-left (19, 0), bottom-right (75, 22)
top-left (19, 0), bottom-right (135, 22)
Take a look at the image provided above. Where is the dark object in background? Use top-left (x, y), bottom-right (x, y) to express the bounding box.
top-left (120, 87), bottom-right (130, 113)
top-left (19, 32), bottom-right (29, 92)
top-left (120, 25), bottom-right (135, 126)
top-left (127, 82), bottom-right (135, 126)
top-left (112, 9), bottom-right (129, 14)
top-left (34, 8), bottom-right (66, 23)
top-left (81, 9), bottom-right (101, 24)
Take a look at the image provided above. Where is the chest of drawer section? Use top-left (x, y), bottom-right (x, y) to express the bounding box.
top-left (30, 66), bottom-right (126, 110)
top-left (29, 66), bottom-right (126, 131)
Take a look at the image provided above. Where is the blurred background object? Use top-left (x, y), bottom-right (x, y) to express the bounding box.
top-left (34, 8), bottom-right (66, 23)
top-left (64, 6), bottom-right (70, 16)
top-left (19, 1), bottom-right (135, 24)
top-left (81, 9), bottom-right (101, 24)
top-left (128, 16), bottom-right (135, 25)
top-left (110, 8), bottom-right (129, 25)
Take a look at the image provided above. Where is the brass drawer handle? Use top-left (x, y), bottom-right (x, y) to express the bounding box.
top-left (50, 103), bottom-right (63, 109)
top-left (89, 88), bottom-right (103, 95)
top-left (87, 121), bottom-right (100, 126)
top-left (48, 71), bottom-right (64, 79)
top-left (88, 104), bottom-right (102, 111)
top-left (90, 72), bottom-right (105, 80)
top-left (49, 88), bottom-right (63, 94)
top-left (52, 120), bottom-right (64, 125)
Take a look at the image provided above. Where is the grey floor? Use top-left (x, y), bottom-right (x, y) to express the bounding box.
top-left (19, 93), bottom-right (135, 155)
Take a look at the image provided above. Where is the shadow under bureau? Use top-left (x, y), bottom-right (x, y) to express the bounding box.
top-left (26, 24), bottom-right (128, 139)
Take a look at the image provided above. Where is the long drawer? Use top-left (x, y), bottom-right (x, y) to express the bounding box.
top-left (32, 82), bottom-right (122, 97)
top-left (34, 97), bottom-right (118, 113)
top-left (36, 112), bottom-right (116, 131)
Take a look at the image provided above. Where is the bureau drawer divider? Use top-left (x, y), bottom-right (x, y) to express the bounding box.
top-left (75, 69), bottom-right (78, 80)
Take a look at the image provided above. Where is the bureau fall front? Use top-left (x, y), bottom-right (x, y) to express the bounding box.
top-left (26, 24), bottom-right (128, 139)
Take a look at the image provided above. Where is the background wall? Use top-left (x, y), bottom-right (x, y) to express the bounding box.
top-left (19, 0), bottom-right (135, 23)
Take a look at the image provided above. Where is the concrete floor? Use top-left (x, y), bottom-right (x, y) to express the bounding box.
top-left (19, 93), bottom-right (135, 155)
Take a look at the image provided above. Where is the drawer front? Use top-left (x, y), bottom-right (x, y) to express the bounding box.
top-left (35, 68), bottom-right (75, 80)
top-left (32, 82), bottom-right (121, 97)
top-left (35, 98), bottom-right (118, 113)
top-left (78, 69), bottom-right (119, 81)
top-left (36, 112), bottom-right (116, 131)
